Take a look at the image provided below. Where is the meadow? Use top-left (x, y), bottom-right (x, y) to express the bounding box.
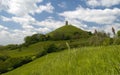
top-left (2, 45), bottom-right (120, 75)
top-left (1, 25), bottom-right (120, 75)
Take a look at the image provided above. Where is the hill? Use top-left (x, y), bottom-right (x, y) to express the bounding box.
top-left (3, 45), bottom-right (120, 75)
top-left (48, 25), bottom-right (91, 40)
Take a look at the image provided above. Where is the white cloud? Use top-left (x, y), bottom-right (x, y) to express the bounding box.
top-left (58, 2), bottom-right (67, 8)
top-left (0, 0), bottom-right (9, 10)
top-left (59, 7), bottom-right (120, 24)
top-left (87, 0), bottom-right (120, 7)
top-left (0, 0), bottom-right (54, 16)
top-left (1, 16), bottom-right (11, 21)
top-left (0, 16), bottom-right (64, 45)
top-left (59, 6), bottom-right (120, 36)
top-left (1, 15), bottom-right (64, 31)
top-left (0, 25), bottom-right (8, 30)
top-left (0, 0), bottom-right (56, 45)
top-left (36, 18), bottom-right (64, 30)
top-left (35, 3), bottom-right (54, 13)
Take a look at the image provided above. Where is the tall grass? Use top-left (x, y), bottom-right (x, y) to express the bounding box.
top-left (3, 45), bottom-right (120, 75)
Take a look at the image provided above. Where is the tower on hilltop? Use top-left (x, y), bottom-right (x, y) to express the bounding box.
top-left (65, 21), bottom-right (68, 25)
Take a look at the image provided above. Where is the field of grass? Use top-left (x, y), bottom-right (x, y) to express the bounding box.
top-left (3, 45), bottom-right (120, 75)
top-left (0, 41), bottom-right (67, 57)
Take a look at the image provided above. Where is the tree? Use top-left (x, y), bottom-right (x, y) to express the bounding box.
top-left (39, 34), bottom-right (46, 41)
top-left (5, 44), bottom-right (19, 50)
top-left (117, 30), bottom-right (120, 37)
top-left (24, 36), bottom-right (31, 45)
top-left (24, 34), bottom-right (46, 45)
top-left (44, 44), bottom-right (58, 53)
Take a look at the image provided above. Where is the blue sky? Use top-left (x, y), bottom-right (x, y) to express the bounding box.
top-left (0, 0), bottom-right (120, 45)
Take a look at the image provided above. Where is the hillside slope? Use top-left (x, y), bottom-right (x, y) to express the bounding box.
top-left (3, 45), bottom-right (120, 75)
top-left (0, 41), bottom-right (67, 57)
top-left (48, 25), bottom-right (90, 40)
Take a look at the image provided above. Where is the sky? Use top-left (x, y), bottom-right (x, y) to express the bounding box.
top-left (0, 0), bottom-right (120, 45)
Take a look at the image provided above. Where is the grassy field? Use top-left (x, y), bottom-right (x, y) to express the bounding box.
top-left (0, 41), bottom-right (67, 57)
top-left (3, 45), bottom-right (120, 75)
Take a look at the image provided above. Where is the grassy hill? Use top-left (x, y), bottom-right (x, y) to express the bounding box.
top-left (0, 40), bottom-right (72, 74)
top-left (0, 41), bottom-right (68, 57)
top-left (48, 25), bottom-right (91, 40)
top-left (3, 45), bottom-right (120, 75)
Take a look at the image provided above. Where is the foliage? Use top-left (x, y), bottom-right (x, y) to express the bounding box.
top-left (0, 56), bottom-right (33, 74)
top-left (24, 34), bottom-right (47, 46)
top-left (44, 44), bottom-right (58, 53)
top-left (102, 38), bottom-right (113, 46)
top-left (113, 38), bottom-right (120, 45)
top-left (89, 32), bottom-right (110, 46)
top-left (3, 45), bottom-right (120, 75)
top-left (0, 55), bottom-right (9, 61)
top-left (5, 44), bottom-right (19, 50)
top-left (0, 46), bottom-right (5, 50)
top-left (117, 30), bottom-right (120, 37)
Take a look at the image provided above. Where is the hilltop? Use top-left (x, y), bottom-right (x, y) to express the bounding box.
top-left (48, 24), bottom-right (91, 40)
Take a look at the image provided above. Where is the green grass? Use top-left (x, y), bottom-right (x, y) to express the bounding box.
top-left (0, 41), bottom-right (68, 57)
top-left (48, 25), bottom-right (89, 37)
top-left (3, 45), bottom-right (120, 75)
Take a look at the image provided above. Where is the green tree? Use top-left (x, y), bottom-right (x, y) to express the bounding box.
top-left (117, 30), bottom-right (120, 37)
top-left (44, 44), bottom-right (58, 53)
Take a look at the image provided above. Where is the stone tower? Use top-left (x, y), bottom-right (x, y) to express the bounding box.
top-left (65, 21), bottom-right (68, 25)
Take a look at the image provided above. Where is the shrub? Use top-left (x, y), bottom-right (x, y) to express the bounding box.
top-left (117, 30), bottom-right (120, 37)
top-left (102, 38), bottom-right (113, 46)
top-left (0, 56), bottom-right (33, 74)
top-left (113, 38), bottom-right (120, 45)
top-left (57, 44), bottom-right (67, 50)
top-left (44, 44), bottom-right (58, 53)
top-left (36, 50), bottom-right (47, 58)
top-left (0, 55), bottom-right (9, 61)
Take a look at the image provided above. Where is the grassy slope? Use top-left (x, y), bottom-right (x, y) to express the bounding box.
top-left (0, 25), bottom-right (89, 58)
top-left (3, 45), bottom-right (120, 75)
top-left (0, 41), bottom-right (67, 57)
top-left (48, 25), bottom-right (89, 37)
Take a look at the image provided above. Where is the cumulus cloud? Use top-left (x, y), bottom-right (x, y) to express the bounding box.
top-left (59, 7), bottom-right (120, 24)
top-left (0, 25), bottom-right (8, 30)
top-left (0, 0), bottom-right (54, 16)
top-left (0, 0), bottom-right (120, 45)
top-left (35, 3), bottom-right (54, 13)
top-left (59, 6), bottom-right (120, 35)
top-left (0, 0), bottom-right (56, 45)
top-left (0, 15), bottom-right (64, 45)
top-left (87, 0), bottom-right (120, 7)
top-left (36, 18), bottom-right (64, 30)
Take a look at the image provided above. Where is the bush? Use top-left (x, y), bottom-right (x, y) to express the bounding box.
top-left (113, 38), bottom-right (120, 45)
top-left (57, 44), bottom-right (67, 50)
top-left (0, 55), bottom-right (9, 61)
top-left (102, 38), bottom-right (113, 46)
top-left (5, 44), bottom-right (19, 50)
top-left (0, 56), bottom-right (33, 74)
top-left (36, 50), bottom-right (47, 58)
top-left (44, 44), bottom-right (58, 53)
